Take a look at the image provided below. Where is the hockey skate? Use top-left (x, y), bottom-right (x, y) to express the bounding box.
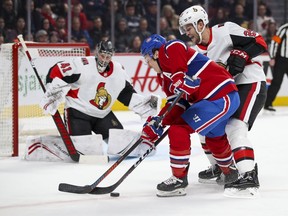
top-left (156, 175), bottom-right (188, 197)
top-left (264, 105), bottom-right (276, 112)
top-left (216, 164), bottom-right (239, 185)
top-left (198, 164), bottom-right (222, 184)
top-left (224, 164), bottom-right (260, 199)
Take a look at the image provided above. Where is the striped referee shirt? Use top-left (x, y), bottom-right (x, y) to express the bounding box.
top-left (270, 23), bottom-right (288, 59)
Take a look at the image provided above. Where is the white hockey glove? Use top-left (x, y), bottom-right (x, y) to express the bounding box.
top-left (129, 93), bottom-right (161, 119)
top-left (40, 77), bottom-right (71, 115)
top-left (135, 140), bottom-right (156, 157)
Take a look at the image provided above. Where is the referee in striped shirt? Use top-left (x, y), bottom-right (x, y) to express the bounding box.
top-left (264, 23), bottom-right (288, 112)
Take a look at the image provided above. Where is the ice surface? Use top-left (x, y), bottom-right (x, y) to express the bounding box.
top-left (1, 108), bottom-right (288, 216)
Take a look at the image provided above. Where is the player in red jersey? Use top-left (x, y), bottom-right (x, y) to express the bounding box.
top-left (140, 34), bottom-right (240, 197)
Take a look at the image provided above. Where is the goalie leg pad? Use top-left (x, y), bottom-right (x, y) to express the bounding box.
top-left (25, 134), bottom-right (104, 163)
top-left (107, 129), bottom-right (142, 156)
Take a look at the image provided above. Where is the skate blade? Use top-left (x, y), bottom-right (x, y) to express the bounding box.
top-left (198, 178), bottom-right (218, 184)
top-left (156, 188), bottom-right (186, 197)
top-left (224, 187), bottom-right (259, 199)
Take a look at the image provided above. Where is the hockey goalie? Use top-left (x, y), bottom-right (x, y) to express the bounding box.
top-left (25, 40), bottom-right (161, 163)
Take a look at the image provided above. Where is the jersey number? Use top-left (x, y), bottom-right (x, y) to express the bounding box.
top-left (60, 63), bottom-right (72, 73)
top-left (244, 30), bottom-right (256, 37)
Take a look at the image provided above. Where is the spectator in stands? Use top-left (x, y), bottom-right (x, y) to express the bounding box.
top-left (35, 29), bottom-right (49, 42)
top-left (265, 21), bottom-right (277, 48)
top-left (41, 18), bottom-right (55, 36)
top-left (100, 31), bottom-right (110, 43)
top-left (128, 35), bottom-right (142, 53)
top-left (0, 0), bottom-right (17, 30)
top-left (102, 0), bottom-right (122, 31)
top-left (230, 3), bottom-right (249, 29)
top-left (49, 30), bottom-right (60, 43)
top-left (71, 17), bottom-right (93, 49)
top-left (82, 0), bottom-right (107, 21)
top-left (135, 17), bottom-right (151, 42)
top-left (167, 34), bottom-right (176, 41)
top-left (17, 0), bottom-right (43, 34)
top-left (159, 17), bottom-right (174, 39)
top-left (41, 3), bottom-right (57, 27)
top-left (145, 0), bottom-right (158, 33)
top-left (89, 16), bottom-right (107, 48)
top-left (124, 2), bottom-right (141, 34)
top-left (54, 16), bottom-right (67, 42)
top-left (237, 0), bottom-right (254, 20)
top-left (72, 3), bottom-right (88, 30)
top-left (209, 7), bottom-right (228, 27)
top-left (114, 18), bottom-right (132, 52)
top-left (123, 0), bottom-right (146, 17)
top-left (161, 4), bottom-right (180, 35)
top-left (256, 2), bottom-right (275, 39)
top-left (5, 17), bottom-right (27, 42)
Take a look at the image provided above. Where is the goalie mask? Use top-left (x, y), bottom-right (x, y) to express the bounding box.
top-left (179, 5), bottom-right (209, 44)
top-left (95, 40), bottom-right (114, 73)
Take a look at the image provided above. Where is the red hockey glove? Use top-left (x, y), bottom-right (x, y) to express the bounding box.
top-left (227, 49), bottom-right (249, 76)
top-left (141, 116), bottom-right (164, 142)
top-left (169, 72), bottom-right (200, 95)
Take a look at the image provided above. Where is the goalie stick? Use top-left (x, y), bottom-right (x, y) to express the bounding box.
top-left (17, 34), bottom-right (80, 162)
top-left (58, 92), bottom-right (184, 194)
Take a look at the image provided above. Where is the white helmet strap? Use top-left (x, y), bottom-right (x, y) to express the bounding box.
top-left (194, 22), bottom-right (206, 44)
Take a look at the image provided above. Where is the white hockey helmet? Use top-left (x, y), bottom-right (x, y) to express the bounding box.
top-left (179, 5), bottom-right (209, 35)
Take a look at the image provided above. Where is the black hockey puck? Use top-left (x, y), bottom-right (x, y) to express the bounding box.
top-left (110, 192), bottom-right (120, 197)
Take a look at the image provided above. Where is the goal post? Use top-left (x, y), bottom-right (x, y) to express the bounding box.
top-left (0, 42), bottom-right (90, 157)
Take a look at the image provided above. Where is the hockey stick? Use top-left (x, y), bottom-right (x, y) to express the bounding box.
top-left (58, 92), bottom-right (184, 194)
top-left (89, 129), bottom-right (168, 194)
top-left (17, 34), bottom-right (80, 162)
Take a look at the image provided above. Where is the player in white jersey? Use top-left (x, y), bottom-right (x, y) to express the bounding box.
top-left (40, 40), bottom-right (160, 157)
top-left (179, 5), bottom-right (268, 198)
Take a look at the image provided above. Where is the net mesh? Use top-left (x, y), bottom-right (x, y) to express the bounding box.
top-left (0, 43), bottom-right (89, 156)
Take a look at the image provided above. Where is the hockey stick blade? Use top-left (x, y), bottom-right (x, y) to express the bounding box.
top-left (58, 138), bottom-right (144, 193)
top-left (89, 130), bottom-right (168, 195)
top-left (58, 183), bottom-right (92, 194)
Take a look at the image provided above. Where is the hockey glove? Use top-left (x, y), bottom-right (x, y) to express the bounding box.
top-left (129, 94), bottom-right (161, 119)
top-left (227, 49), bottom-right (249, 76)
top-left (141, 116), bottom-right (164, 142)
top-left (40, 77), bottom-right (71, 115)
top-left (135, 140), bottom-right (156, 157)
top-left (169, 72), bottom-right (200, 95)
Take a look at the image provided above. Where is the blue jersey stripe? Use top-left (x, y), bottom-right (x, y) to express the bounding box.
top-left (187, 53), bottom-right (210, 77)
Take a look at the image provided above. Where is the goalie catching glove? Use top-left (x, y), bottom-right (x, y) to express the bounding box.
top-left (227, 49), bottom-right (249, 76)
top-left (40, 77), bottom-right (71, 115)
top-left (141, 116), bottom-right (164, 142)
top-left (129, 93), bottom-right (161, 119)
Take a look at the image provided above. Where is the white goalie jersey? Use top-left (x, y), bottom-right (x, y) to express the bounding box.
top-left (193, 22), bottom-right (267, 85)
top-left (41, 56), bottom-right (160, 118)
top-left (53, 56), bottom-right (129, 118)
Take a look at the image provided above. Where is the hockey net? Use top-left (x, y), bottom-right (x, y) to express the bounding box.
top-left (0, 42), bottom-right (90, 157)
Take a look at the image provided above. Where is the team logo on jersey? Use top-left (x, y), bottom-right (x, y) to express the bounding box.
top-left (193, 114), bottom-right (201, 122)
top-left (89, 82), bottom-right (111, 110)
